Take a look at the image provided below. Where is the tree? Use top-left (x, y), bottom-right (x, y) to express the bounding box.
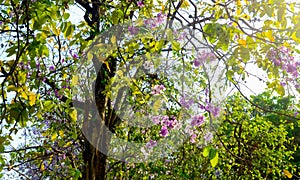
top-left (0, 0), bottom-right (299, 179)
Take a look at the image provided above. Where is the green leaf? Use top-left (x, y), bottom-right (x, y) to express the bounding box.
top-left (209, 147), bottom-right (217, 159)
top-left (296, 29), bottom-right (300, 39)
top-left (166, 28), bottom-right (173, 41)
top-left (172, 41), bottom-right (181, 51)
top-left (226, 70), bottom-right (235, 83)
top-left (277, 6), bottom-right (285, 22)
top-left (263, 5), bottom-right (273, 17)
top-left (63, 13), bottom-right (70, 20)
top-left (153, 99), bottom-right (161, 113)
top-left (20, 109), bottom-right (28, 127)
top-left (276, 83), bottom-right (285, 96)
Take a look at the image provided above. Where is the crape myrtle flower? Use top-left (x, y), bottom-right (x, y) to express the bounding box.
top-left (204, 131), bottom-right (213, 143)
top-left (128, 25), bottom-right (139, 35)
top-left (137, 1), bottom-right (144, 7)
top-left (146, 140), bottom-right (157, 149)
top-left (191, 115), bottom-right (204, 127)
top-left (159, 126), bottom-right (169, 137)
top-left (151, 84), bottom-right (166, 95)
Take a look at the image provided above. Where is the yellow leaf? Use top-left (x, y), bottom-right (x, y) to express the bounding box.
top-left (51, 133), bottom-right (57, 141)
top-left (72, 75), bottom-right (78, 86)
top-left (28, 92), bottom-right (36, 106)
top-left (153, 99), bottom-right (161, 112)
top-left (283, 170), bottom-right (293, 178)
top-left (104, 61), bottom-right (111, 72)
top-left (263, 31), bottom-right (275, 42)
top-left (111, 35), bottom-right (116, 45)
top-left (238, 39), bottom-right (246, 47)
top-left (59, 130), bottom-right (64, 137)
top-left (69, 108), bottom-right (77, 122)
top-left (210, 152), bottom-right (218, 167)
top-left (7, 85), bottom-right (19, 92)
top-left (64, 141), bottom-right (72, 147)
top-left (40, 163), bottom-right (45, 171)
top-left (181, 0), bottom-right (189, 8)
top-left (237, 8), bottom-right (241, 16)
top-left (20, 91), bottom-right (28, 100)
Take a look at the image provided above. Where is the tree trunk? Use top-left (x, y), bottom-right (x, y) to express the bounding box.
top-left (80, 58), bottom-right (118, 180)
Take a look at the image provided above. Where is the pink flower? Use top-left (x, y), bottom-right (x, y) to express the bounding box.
top-left (137, 1), bottom-right (144, 7)
top-left (151, 116), bottom-right (161, 124)
top-left (191, 115), bottom-right (204, 127)
top-left (190, 134), bottom-right (197, 143)
top-left (159, 126), bottom-right (169, 137)
top-left (151, 84), bottom-right (166, 95)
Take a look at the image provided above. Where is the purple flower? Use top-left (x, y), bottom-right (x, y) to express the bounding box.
top-left (165, 159), bottom-right (171, 163)
top-left (137, 1), bottom-right (144, 7)
top-left (128, 25), bottom-right (139, 35)
top-left (191, 115), bottom-right (204, 127)
top-left (49, 66), bottom-right (55, 71)
top-left (180, 96), bottom-right (194, 109)
top-left (294, 112), bottom-right (299, 117)
top-left (178, 31), bottom-right (187, 40)
top-left (280, 82), bottom-right (286, 86)
top-left (146, 140), bottom-right (157, 149)
top-left (159, 126), bottom-right (169, 137)
top-left (0, 21), bottom-right (3, 26)
top-left (204, 131), bottom-right (213, 143)
top-left (156, 12), bottom-right (165, 24)
top-left (26, 72), bottom-right (32, 78)
top-left (164, 118), bottom-right (178, 129)
top-left (190, 133), bottom-right (197, 143)
top-left (205, 103), bottom-right (220, 117)
top-left (152, 116), bottom-right (161, 124)
top-left (73, 53), bottom-right (79, 59)
top-left (193, 59), bottom-right (201, 67)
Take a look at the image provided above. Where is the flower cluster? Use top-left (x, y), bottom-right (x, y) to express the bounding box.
top-left (151, 84), bottom-right (166, 95)
top-left (194, 51), bottom-right (217, 67)
top-left (267, 46), bottom-right (300, 89)
top-left (144, 12), bottom-right (166, 29)
top-left (137, 1), bottom-right (144, 7)
top-left (146, 139), bottom-right (157, 149)
top-left (191, 115), bottom-right (205, 127)
top-left (151, 115), bottom-right (179, 137)
top-left (128, 25), bottom-right (139, 35)
top-left (268, 46), bottom-right (299, 78)
top-left (180, 95), bottom-right (194, 109)
top-left (204, 102), bottom-right (220, 117)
